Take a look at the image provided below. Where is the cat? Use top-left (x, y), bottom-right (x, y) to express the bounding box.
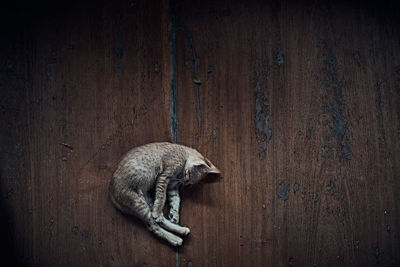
top-left (109, 142), bottom-right (221, 246)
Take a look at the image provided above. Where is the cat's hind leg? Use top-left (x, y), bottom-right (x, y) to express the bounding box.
top-left (151, 177), bottom-right (190, 236)
top-left (156, 217), bottom-right (190, 236)
top-left (148, 221), bottom-right (184, 247)
top-left (110, 189), bottom-right (183, 246)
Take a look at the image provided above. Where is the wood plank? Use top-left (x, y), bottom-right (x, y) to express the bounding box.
top-left (1, 0), bottom-right (174, 266)
top-left (175, 0), bottom-right (400, 266)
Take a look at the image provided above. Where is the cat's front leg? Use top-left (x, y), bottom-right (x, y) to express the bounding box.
top-left (152, 174), bottom-right (190, 236)
top-left (151, 173), bottom-right (169, 222)
top-left (168, 189), bottom-right (180, 223)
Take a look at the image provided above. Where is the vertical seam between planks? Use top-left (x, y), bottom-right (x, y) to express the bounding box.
top-left (169, 0), bottom-right (178, 144)
top-left (169, 0), bottom-right (180, 266)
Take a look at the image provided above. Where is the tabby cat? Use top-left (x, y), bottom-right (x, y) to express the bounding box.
top-left (109, 142), bottom-right (220, 246)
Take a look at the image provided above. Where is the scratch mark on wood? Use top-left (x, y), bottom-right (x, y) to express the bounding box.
top-left (212, 129), bottom-right (217, 139)
top-left (154, 63), bottom-right (161, 72)
top-left (254, 77), bottom-right (272, 159)
top-left (354, 53), bottom-right (361, 65)
top-left (396, 68), bottom-right (400, 135)
top-left (59, 143), bottom-right (73, 150)
top-left (322, 53), bottom-right (345, 92)
top-left (293, 183), bottom-right (300, 193)
top-left (321, 46), bottom-right (351, 160)
top-left (113, 33), bottom-right (124, 73)
top-left (178, 24), bottom-right (201, 127)
top-left (176, 247), bottom-right (180, 267)
top-left (253, 58), bottom-right (273, 159)
top-left (331, 100), bottom-right (352, 160)
top-left (374, 246), bottom-right (380, 260)
top-left (373, 81), bottom-right (386, 144)
top-left (276, 47), bottom-right (284, 66)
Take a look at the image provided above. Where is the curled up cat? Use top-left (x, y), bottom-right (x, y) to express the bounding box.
top-left (109, 142), bottom-right (221, 246)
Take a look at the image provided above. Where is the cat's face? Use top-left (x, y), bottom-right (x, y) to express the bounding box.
top-left (184, 156), bottom-right (221, 185)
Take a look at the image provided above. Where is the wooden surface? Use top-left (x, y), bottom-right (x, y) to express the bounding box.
top-left (0, 0), bottom-right (399, 266)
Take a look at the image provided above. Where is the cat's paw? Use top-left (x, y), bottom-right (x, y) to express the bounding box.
top-left (152, 211), bottom-right (163, 223)
top-left (167, 235), bottom-right (183, 246)
top-left (165, 236), bottom-right (183, 247)
top-left (181, 227), bottom-right (190, 236)
top-left (168, 210), bottom-right (180, 224)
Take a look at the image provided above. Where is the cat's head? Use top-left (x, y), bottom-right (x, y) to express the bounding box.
top-left (184, 155), bottom-right (221, 185)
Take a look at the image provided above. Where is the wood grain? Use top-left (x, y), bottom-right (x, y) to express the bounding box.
top-left (0, 0), bottom-right (399, 266)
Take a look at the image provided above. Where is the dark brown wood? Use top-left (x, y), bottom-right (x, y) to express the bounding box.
top-left (1, 0), bottom-right (399, 266)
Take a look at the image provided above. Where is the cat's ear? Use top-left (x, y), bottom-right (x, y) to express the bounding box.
top-left (206, 165), bottom-right (220, 175)
top-left (200, 159), bottom-right (221, 183)
top-left (203, 158), bottom-right (221, 175)
top-left (193, 161), bottom-right (220, 174)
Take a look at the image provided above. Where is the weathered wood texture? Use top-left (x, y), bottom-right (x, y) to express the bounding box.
top-left (1, 0), bottom-right (399, 266)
